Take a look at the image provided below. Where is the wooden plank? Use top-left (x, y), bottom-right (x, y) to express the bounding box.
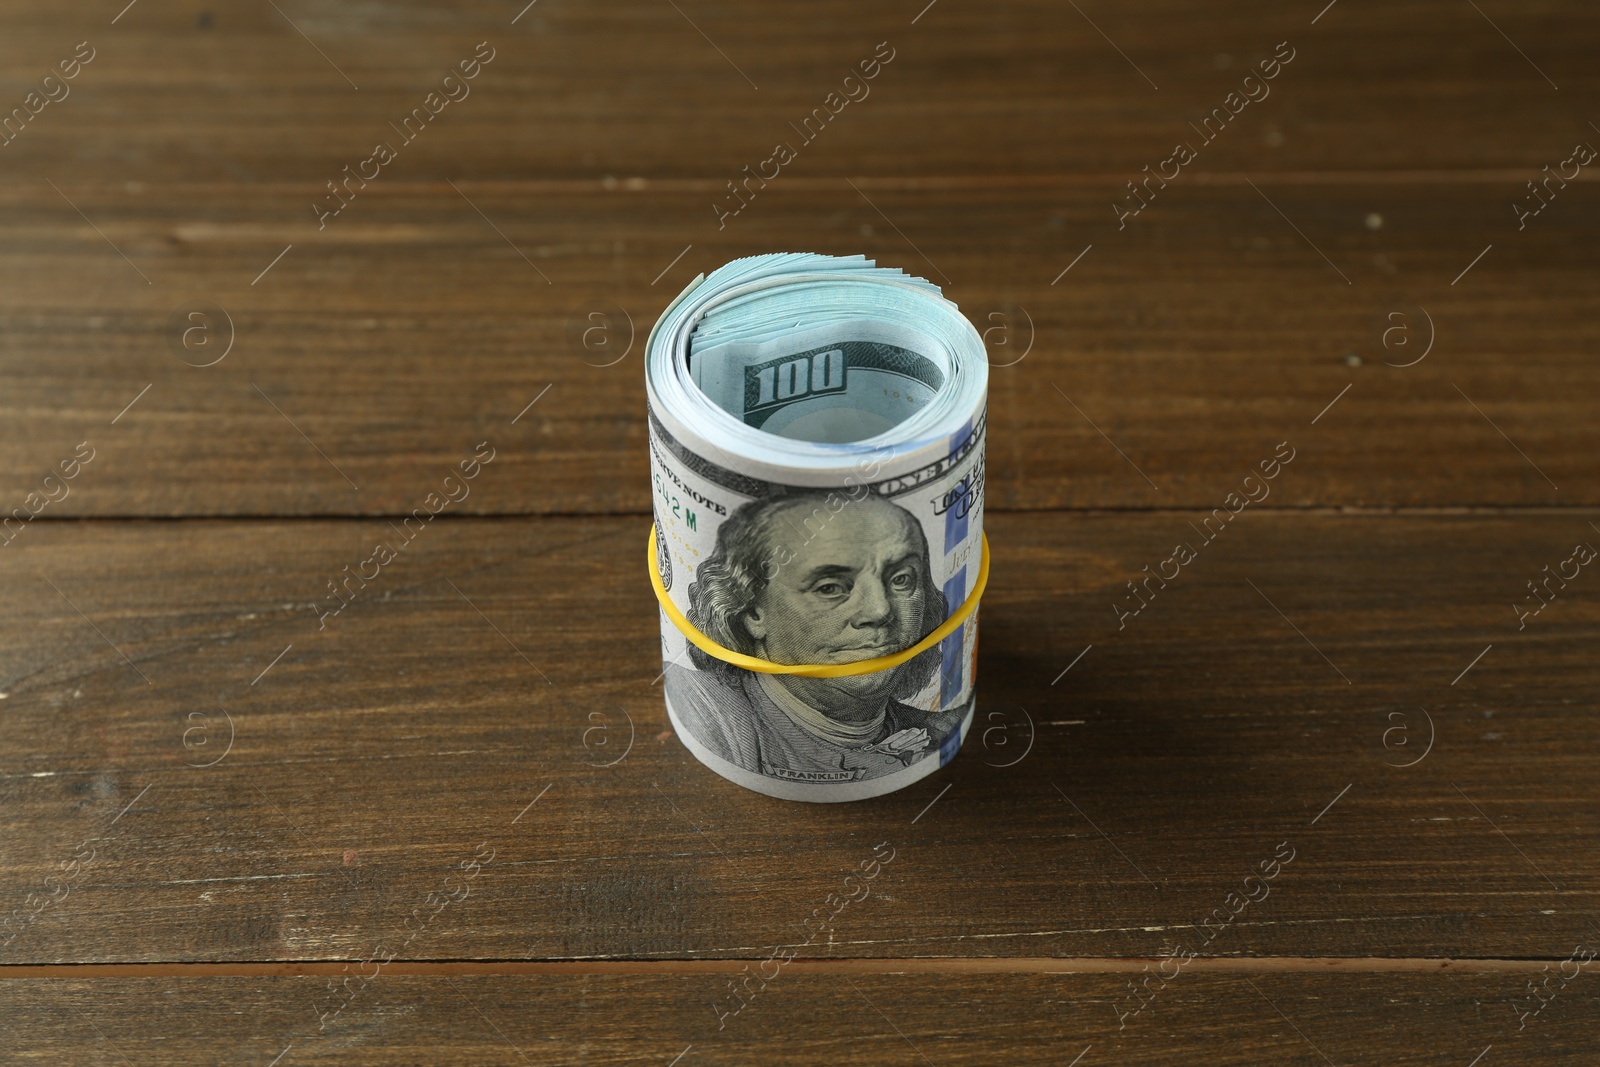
top-left (0, 1), bottom-right (1591, 181)
top-left (2, 512), bottom-right (1596, 963)
top-left (0, 181), bottom-right (1594, 516)
top-left (5, 972), bottom-right (1596, 1064)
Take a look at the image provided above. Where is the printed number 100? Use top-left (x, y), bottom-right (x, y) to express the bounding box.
top-left (755, 349), bottom-right (845, 406)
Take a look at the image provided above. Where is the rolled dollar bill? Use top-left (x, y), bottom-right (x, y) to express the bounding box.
top-left (647, 253), bottom-right (988, 803)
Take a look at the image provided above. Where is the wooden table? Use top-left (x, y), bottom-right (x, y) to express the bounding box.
top-left (3, 1), bottom-right (1597, 1062)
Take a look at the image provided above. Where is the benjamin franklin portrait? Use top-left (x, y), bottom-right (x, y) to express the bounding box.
top-left (663, 490), bottom-right (969, 785)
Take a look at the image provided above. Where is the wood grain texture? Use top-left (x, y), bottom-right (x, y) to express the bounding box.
top-left (0, 180), bottom-right (1594, 516)
top-left (4, 0), bottom-right (1598, 1058)
top-left (2, 512), bottom-right (1595, 963)
top-left (6, 973), bottom-right (1596, 1065)
top-left (1, 1), bottom-right (1594, 183)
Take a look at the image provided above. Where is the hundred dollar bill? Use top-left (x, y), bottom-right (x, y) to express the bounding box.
top-left (646, 253), bottom-right (988, 802)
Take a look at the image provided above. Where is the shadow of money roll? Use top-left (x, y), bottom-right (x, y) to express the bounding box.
top-left (646, 253), bottom-right (988, 802)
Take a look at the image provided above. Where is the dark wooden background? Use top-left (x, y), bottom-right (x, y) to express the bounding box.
top-left (3, 0), bottom-right (1597, 1062)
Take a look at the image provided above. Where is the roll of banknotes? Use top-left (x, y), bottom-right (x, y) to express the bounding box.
top-left (646, 252), bottom-right (988, 803)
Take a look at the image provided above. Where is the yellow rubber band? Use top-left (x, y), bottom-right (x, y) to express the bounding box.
top-left (648, 524), bottom-right (989, 678)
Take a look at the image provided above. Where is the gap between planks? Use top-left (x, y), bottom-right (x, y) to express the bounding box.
top-left (7, 171), bottom-right (1585, 198)
top-left (0, 957), bottom-right (1577, 979)
top-left (19, 504), bottom-right (1600, 525)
